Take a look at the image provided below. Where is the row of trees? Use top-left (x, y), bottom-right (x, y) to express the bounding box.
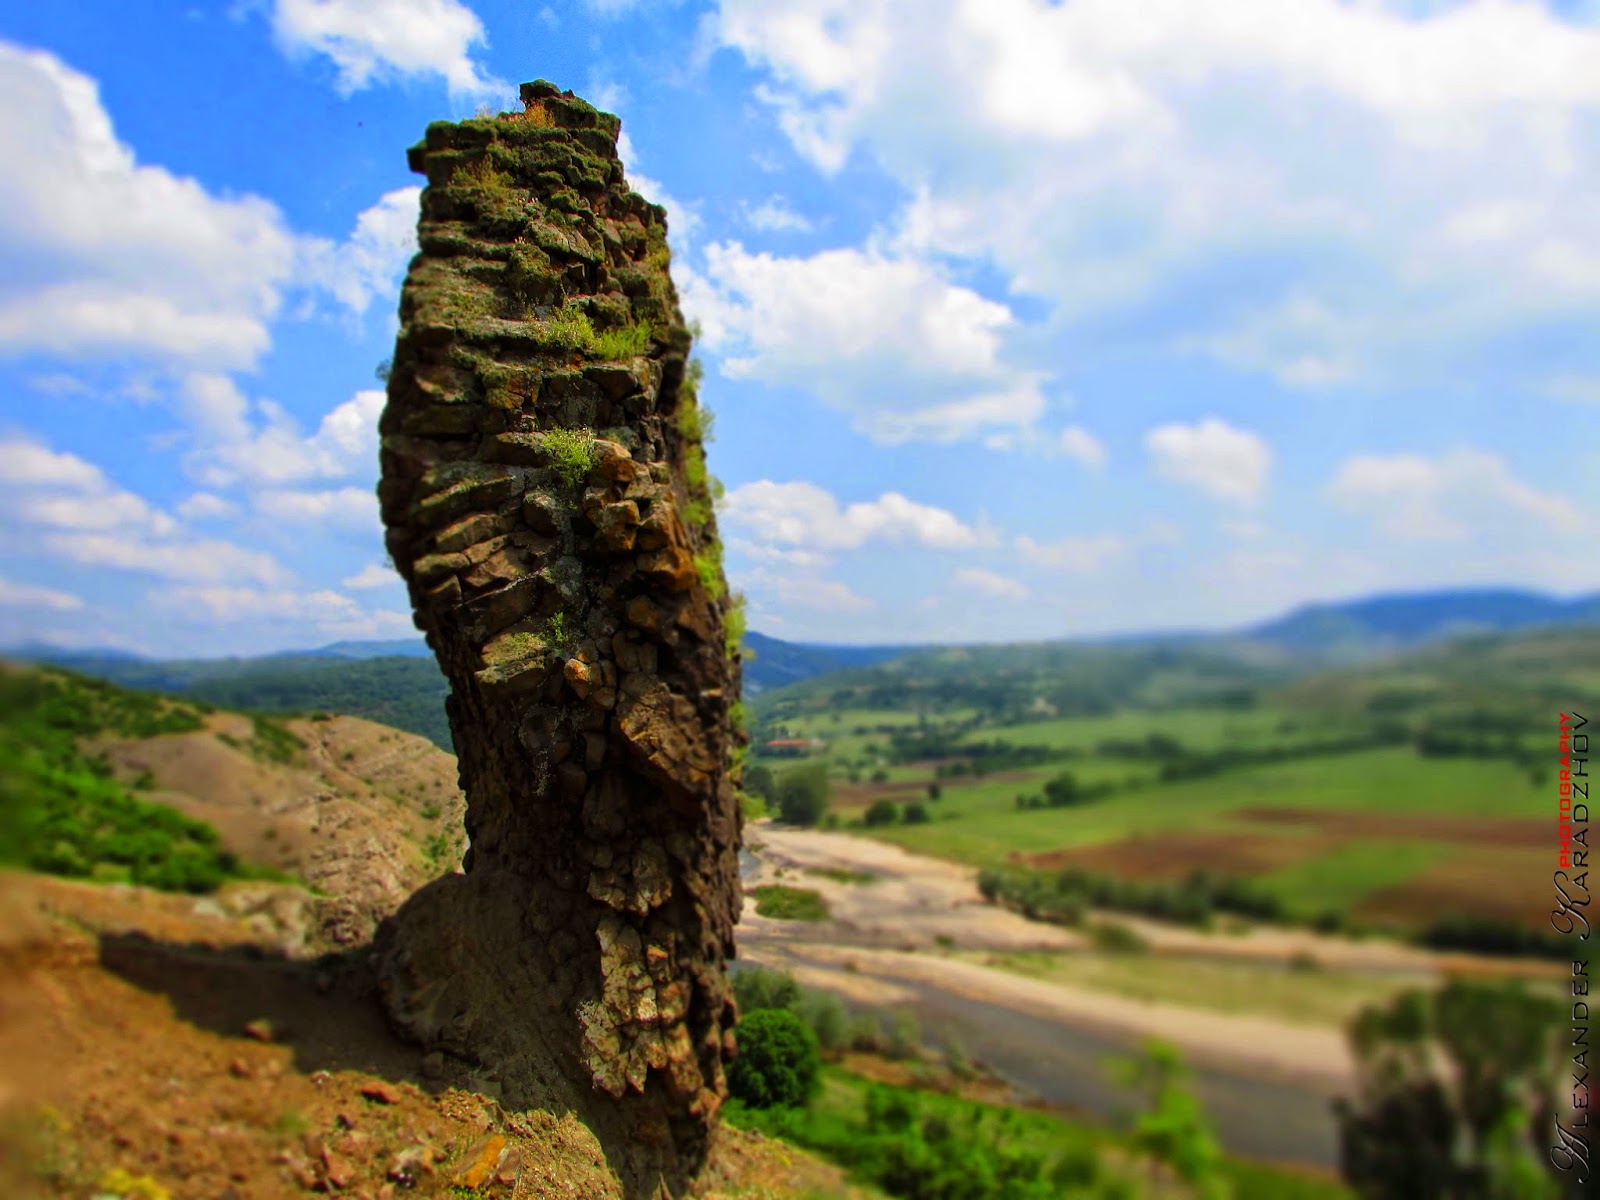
top-left (979, 865), bottom-right (1287, 927)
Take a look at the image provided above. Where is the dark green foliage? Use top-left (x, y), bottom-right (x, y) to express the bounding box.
top-left (863, 799), bottom-right (899, 827)
top-left (979, 864), bottom-right (1284, 928)
top-left (1334, 981), bottom-right (1569, 1199)
top-left (733, 965), bottom-right (804, 1015)
top-left (0, 668), bottom-right (279, 893)
top-left (733, 966), bottom-right (850, 1055)
top-left (1419, 915), bottom-right (1571, 961)
top-left (160, 657), bottom-right (452, 751)
top-left (775, 761), bottom-right (830, 826)
top-left (902, 801), bottom-right (930, 825)
top-left (741, 762), bottom-right (775, 802)
top-left (732, 1072), bottom-right (1104, 1200)
top-left (728, 1008), bottom-right (821, 1109)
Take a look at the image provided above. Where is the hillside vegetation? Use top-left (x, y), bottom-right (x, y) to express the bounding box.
top-left (0, 663), bottom-right (467, 943)
top-left (0, 667), bottom-right (280, 893)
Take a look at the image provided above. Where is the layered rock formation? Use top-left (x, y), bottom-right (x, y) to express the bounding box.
top-left (372, 81), bottom-right (744, 1199)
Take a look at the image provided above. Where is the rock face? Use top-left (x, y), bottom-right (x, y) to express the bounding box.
top-left (372, 81), bottom-right (744, 1199)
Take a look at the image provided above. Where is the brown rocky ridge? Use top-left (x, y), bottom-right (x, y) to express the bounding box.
top-left (372, 80), bottom-right (746, 1199)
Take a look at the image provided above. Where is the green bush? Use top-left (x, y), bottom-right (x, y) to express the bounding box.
top-left (863, 799), bottom-right (899, 827)
top-left (728, 1008), bottom-right (822, 1109)
top-left (733, 965), bottom-right (803, 1014)
top-left (775, 762), bottom-right (830, 826)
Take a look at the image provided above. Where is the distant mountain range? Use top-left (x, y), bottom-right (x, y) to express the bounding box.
top-left (9, 586), bottom-right (1600, 746)
top-left (1245, 588), bottom-right (1600, 658)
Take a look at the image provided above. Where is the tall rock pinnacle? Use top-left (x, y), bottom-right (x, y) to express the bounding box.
top-left (373, 81), bottom-right (744, 1198)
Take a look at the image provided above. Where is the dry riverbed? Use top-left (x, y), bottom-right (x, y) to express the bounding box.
top-left (738, 821), bottom-right (1565, 1107)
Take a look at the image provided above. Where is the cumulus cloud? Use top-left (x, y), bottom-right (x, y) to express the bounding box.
top-left (0, 438), bottom-right (174, 537)
top-left (255, 485), bottom-right (380, 531)
top-left (684, 244), bottom-right (1046, 442)
top-left (269, 0), bottom-right (504, 96)
top-left (1329, 447), bottom-right (1586, 540)
top-left (721, 480), bottom-right (993, 551)
top-left (736, 566), bottom-right (874, 613)
top-left (1056, 426), bottom-right (1107, 468)
top-left (155, 583), bottom-right (415, 641)
top-left (742, 197), bottom-right (815, 233)
top-left (0, 43), bottom-right (298, 369)
top-left (0, 576), bottom-right (84, 612)
top-left (342, 562), bottom-right (401, 589)
top-left (0, 436), bottom-right (287, 585)
top-left (1145, 418), bottom-right (1271, 504)
top-left (714, 0), bottom-right (1600, 387)
top-left (951, 567), bottom-right (1030, 600)
top-left (176, 492), bottom-right (238, 521)
top-left (44, 534), bottom-right (286, 585)
top-left (0, 46), bottom-right (426, 374)
top-left (183, 379), bottom-right (383, 488)
top-left (300, 186), bottom-right (421, 315)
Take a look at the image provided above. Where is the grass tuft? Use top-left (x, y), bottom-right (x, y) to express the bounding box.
top-left (542, 428), bottom-right (597, 488)
top-left (750, 884), bottom-right (830, 921)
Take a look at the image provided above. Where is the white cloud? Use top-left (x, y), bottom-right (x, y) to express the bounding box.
top-left (159, 584), bottom-right (358, 622)
top-left (176, 492), bottom-right (238, 521)
top-left (154, 584), bottom-right (415, 641)
top-left (256, 485), bottom-right (379, 530)
top-left (0, 436), bottom-right (287, 585)
top-left (342, 561), bottom-right (401, 589)
top-left (45, 533), bottom-right (285, 585)
top-left (0, 576), bottom-right (84, 612)
top-left (299, 186), bottom-right (421, 315)
top-left (0, 437), bottom-right (174, 536)
top-left (722, 480), bottom-right (993, 551)
top-left (715, 0), bottom-right (1600, 386)
top-left (184, 380), bottom-right (383, 488)
top-left (685, 243), bottom-right (1046, 442)
top-left (736, 566), bottom-right (874, 612)
top-left (951, 567), bottom-right (1029, 600)
top-left (1014, 533), bottom-right (1129, 574)
top-left (1145, 418), bottom-right (1271, 504)
top-left (0, 43), bottom-right (299, 370)
top-left (1057, 426), bottom-right (1107, 468)
top-left (742, 196), bottom-right (815, 233)
top-left (0, 438), bottom-right (110, 491)
top-left (1329, 447), bottom-right (1586, 540)
top-left (724, 537), bottom-right (831, 571)
top-left (269, 0), bottom-right (504, 96)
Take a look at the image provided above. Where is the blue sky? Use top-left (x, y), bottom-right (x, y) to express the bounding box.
top-left (1, 0), bottom-right (1598, 656)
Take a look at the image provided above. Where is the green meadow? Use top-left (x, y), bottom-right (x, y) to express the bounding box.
top-left (748, 631), bottom-right (1568, 937)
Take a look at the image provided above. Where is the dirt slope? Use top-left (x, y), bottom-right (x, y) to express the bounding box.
top-left (91, 712), bottom-right (468, 950)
